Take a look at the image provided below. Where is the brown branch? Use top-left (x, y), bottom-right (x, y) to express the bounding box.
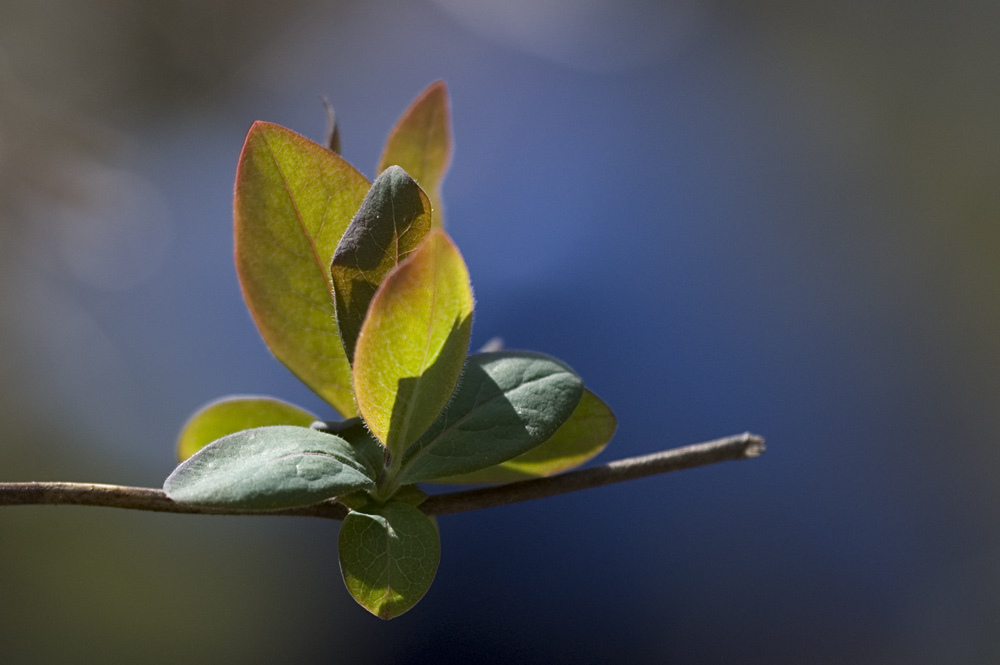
top-left (422, 432), bottom-right (764, 515)
top-left (0, 432), bottom-right (764, 519)
top-left (0, 481), bottom-right (349, 519)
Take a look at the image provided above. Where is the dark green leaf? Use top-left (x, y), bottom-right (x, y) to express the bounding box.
top-left (352, 230), bottom-right (473, 456)
top-left (377, 81), bottom-right (452, 227)
top-left (176, 396), bottom-right (318, 461)
top-left (164, 426), bottom-right (374, 510)
top-left (235, 122), bottom-right (370, 417)
top-left (323, 418), bottom-right (387, 482)
top-left (389, 484), bottom-right (428, 506)
top-left (331, 166), bottom-right (433, 361)
top-left (397, 351), bottom-right (584, 484)
top-left (339, 501), bottom-right (440, 619)
top-left (432, 389), bottom-right (616, 484)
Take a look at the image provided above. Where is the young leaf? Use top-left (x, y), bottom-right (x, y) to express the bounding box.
top-left (338, 501), bottom-right (440, 619)
top-left (177, 396), bottom-right (318, 461)
top-left (235, 122), bottom-right (370, 417)
top-left (164, 426), bottom-right (374, 510)
top-left (397, 351), bottom-right (584, 484)
top-left (331, 166), bottom-right (433, 361)
top-left (377, 81), bottom-right (452, 227)
top-left (352, 229), bottom-right (473, 456)
top-left (430, 389), bottom-right (616, 484)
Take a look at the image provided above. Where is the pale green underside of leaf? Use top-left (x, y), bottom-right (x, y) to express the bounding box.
top-left (397, 351), bottom-right (584, 484)
top-left (339, 501), bottom-right (440, 619)
top-left (235, 121), bottom-right (370, 417)
top-left (377, 81), bottom-right (452, 228)
top-left (352, 229), bottom-right (473, 456)
top-left (176, 395), bottom-right (318, 461)
top-left (432, 388), bottom-right (616, 484)
top-left (331, 166), bottom-right (432, 361)
top-left (164, 426), bottom-right (375, 510)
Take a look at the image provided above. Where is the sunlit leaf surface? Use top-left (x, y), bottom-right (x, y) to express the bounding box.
top-left (377, 81), bottom-right (452, 227)
top-left (339, 501), bottom-right (440, 619)
top-left (235, 121), bottom-right (369, 416)
top-left (352, 230), bottom-right (473, 456)
top-left (176, 395), bottom-right (318, 461)
top-left (164, 426), bottom-right (375, 510)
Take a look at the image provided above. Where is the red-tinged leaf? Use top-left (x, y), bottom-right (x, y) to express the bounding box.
top-left (377, 81), bottom-right (452, 227)
top-left (235, 121), bottom-right (370, 416)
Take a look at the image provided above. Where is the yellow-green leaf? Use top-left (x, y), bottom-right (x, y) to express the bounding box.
top-left (377, 81), bottom-right (452, 228)
top-left (234, 121), bottom-right (370, 417)
top-left (176, 395), bottom-right (318, 461)
top-left (352, 230), bottom-right (473, 456)
top-left (331, 166), bottom-right (432, 361)
top-left (431, 389), bottom-right (616, 484)
top-left (339, 501), bottom-right (440, 619)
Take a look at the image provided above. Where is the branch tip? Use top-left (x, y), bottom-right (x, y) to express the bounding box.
top-left (740, 432), bottom-right (766, 458)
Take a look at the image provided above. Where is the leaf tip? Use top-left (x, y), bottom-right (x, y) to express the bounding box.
top-left (321, 97), bottom-right (341, 155)
top-left (425, 79), bottom-right (448, 97)
top-left (377, 164), bottom-right (418, 189)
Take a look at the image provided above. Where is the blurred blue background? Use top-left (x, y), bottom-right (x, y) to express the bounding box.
top-left (1, 1), bottom-right (998, 662)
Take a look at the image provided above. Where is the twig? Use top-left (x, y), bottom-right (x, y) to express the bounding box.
top-left (0, 481), bottom-right (349, 519)
top-left (422, 432), bottom-right (764, 515)
top-left (0, 433), bottom-right (763, 519)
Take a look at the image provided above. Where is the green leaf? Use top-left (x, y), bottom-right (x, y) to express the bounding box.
top-left (331, 166), bottom-right (433, 361)
top-left (338, 501), bottom-right (440, 619)
top-left (176, 396), bottom-right (318, 461)
top-left (397, 351), bottom-right (584, 484)
top-left (432, 389), bottom-right (616, 484)
top-left (235, 121), bottom-right (370, 417)
top-left (321, 418), bottom-right (387, 482)
top-left (352, 229), bottom-right (473, 456)
top-left (377, 81), bottom-right (452, 228)
top-left (388, 484), bottom-right (428, 506)
top-left (164, 426), bottom-right (375, 510)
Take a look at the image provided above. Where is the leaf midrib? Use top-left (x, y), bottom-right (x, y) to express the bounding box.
top-left (399, 369), bottom-right (561, 477)
top-left (381, 515), bottom-right (394, 619)
top-left (392, 243), bottom-right (443, 451)
top-left (262, 135), bottom-right (336, 305)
